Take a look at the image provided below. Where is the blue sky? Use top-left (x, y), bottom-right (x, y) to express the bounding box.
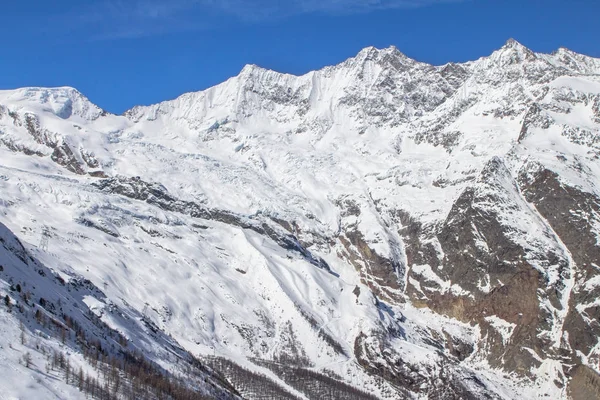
top-left (2, 0), bottom-right (598, 113)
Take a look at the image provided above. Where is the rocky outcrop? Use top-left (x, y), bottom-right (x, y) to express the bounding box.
top-left (568, 365), bottom-right (600, 400)
top-left (518, 103), bottom-right (554, 142)
top-left (338, 228), bottom-right (404, 303)
top-left (93, 176), bottom-right (333, 272)
top-left (519, 164), bottom-right (600, 367)
top-left (354, 332), bottom-right (500, 400)
top-left (403, 158), bottom-right (573, 376)
top-left (0, 108), bottom-right (103, 176)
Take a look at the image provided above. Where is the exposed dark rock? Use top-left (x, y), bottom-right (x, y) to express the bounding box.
top-left (592, 95), bottom-right (600, 124)
top-left (518, 103), bottom-right (553, 143)
top-left (0, 137), bottom-right (45, 156)
top-left (93, 176), bottom-right (333, 273)
top-left (51, 142), bottom-right (86, 175)
top-left (440, 63), bottom-right (471, 90)
top-left (339, 229), bottom-right (403, 303)
top-left (401, 157), bottom-right (571, 375)
top-left (568, 365), bottom-right (600, 400)
top-left (3, 109), bottom-right (103, 175)
top-left (354, 332), bottom-right (501, 400)
top-left (76, 217), bottom-right (120, 238)
top-left (518, 164), bottom-right (600, 363)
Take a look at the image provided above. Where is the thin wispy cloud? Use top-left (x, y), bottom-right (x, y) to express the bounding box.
top-left (37, 0), bottom-right (464, 41)
top-left (202, 0), bottom-right (464, 20)
top-left (62, 0), bottom-right (205, 40)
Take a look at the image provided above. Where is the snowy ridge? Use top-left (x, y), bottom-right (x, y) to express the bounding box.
top-left (0, 86), bottom-right (107, 121)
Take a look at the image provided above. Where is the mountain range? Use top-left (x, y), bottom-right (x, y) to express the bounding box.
top-left (1, 38), bottom-right (599, 399)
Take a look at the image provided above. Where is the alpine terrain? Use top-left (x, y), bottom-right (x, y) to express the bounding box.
top-left (1, 38), bottom-right (600, 399)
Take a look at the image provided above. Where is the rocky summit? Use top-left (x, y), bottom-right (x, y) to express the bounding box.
top-left (1, 39), bottom-right (599, 399)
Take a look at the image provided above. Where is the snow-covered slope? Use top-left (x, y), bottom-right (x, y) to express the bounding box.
top-left (0, 220), bottom-right (239, 399)
top-left (1, 39), bottom-right (600, 399)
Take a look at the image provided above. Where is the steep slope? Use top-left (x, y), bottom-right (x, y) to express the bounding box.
top-left (0, 220), bottom-right (238, 399)
top-left (1, 39), bottom-right (600, 399)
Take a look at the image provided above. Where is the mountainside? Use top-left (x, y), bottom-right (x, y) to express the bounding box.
top-left (1, 39), bottom-right (600, 399)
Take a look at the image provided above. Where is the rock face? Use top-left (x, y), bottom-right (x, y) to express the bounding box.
top-left (1, 39), bottom-right (600, 399)
top-left (569, 365), bottom-right (600, 400)
top-left (0, 88), bottom-right (106, 175)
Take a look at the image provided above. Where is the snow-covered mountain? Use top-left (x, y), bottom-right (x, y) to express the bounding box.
top-left (1, 38), bottom-right (600, 399)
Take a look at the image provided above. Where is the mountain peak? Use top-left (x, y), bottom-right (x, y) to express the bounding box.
top-left (502, 38), bottom-right (527, 50)
top-left (498, 38), bottom-right (535, 56)
top-left (488, 38), bottom-right (537, 65)
top-left (554, 46), bottom-right (572, 54)
top-left (237, 63), bottom-right (287, 80)
top-left (348, 45), bottom-right (415, 73)
top-left (355, 45), bottom-right (407, 60)
top-left (0, 86), bottom-right (81, 100)
top-left (549, 46), bottom-right (600, 74)
top-left (239, 63), bottom-right (265, 76)
top-left (0, 86), bottom-right (105, 120)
